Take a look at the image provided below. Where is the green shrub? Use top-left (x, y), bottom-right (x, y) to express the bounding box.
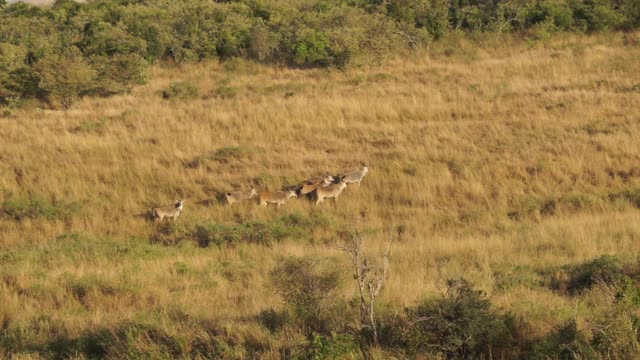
top-left (257, 308), bottom-right (291, 333)
top-left (621, 0), bottom-right (640, 29)
top-left (397, 278), bottom-right (519, 358)
top-left (609, 188), bottom-right (640, 208)
top-left (562, 192), bottom-right (597, 211)
top-left (249, 21), bottom-right (279, 61)
top-left (90, 53), bottom-right (149, 95)
top-left (211, 145), bottom-right (252, 162)
top-left (525, 0), bottom-right (575, 30)
top-left (150, 222), bottom-right (188, 246)
top-left (1, 193), bottom-right (81, 221)
top-left (292, 28), bottom-right (331, 66)
top-left (193, 220), bottom-right (294, 247)
top-left (494, 265), bottom-right (544, 291)
top-left (185, 145), bottom-right (254, 168)
top-left (306, 332), bottom-right (361, 359)
top-left (570, 0), bottom-right (625, 31)
top-left (565, 255), bottom-right (625, 294)
top-left (71, 118), bottom-right (109, 135)
top-left (527, 320), bottom-right (599, 359)
top-left (591, 301), bottom-right (640, 359)
top-left (213, 84), bottom-right (238, 99)
top-left (161, 80), bottom-right (199, 100)
top-left (507, 195), bottom-right (541, 221)
top-left (271, 256), bottom-right (347, 334)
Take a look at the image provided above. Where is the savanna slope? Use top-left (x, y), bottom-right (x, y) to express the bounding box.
top-left (1, 33), bottom-right (640, 358)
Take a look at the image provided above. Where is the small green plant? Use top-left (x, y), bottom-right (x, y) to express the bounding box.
top-left (609, 188), bottom-right (640, 208)
top-left (1, 193), bottom-right (81, 221)
top-left (149, 222), bottom-right (187, 246)
top-left (213, 84), bottom-right (237, 99)
top-left (71, 118), bottom-right (109, 135)
top-left (562, 192), bottom-right (597, 211)
top-left (193, 220), bottom-right (293, 247)
top-left (210, 146), bottom-right (252, 163)
top-left (306, 333), bottom-right (360, 359)
top-left (494, 265), bottom-right (544, 291)
top-left (161, 81), bottom-right (199, 100)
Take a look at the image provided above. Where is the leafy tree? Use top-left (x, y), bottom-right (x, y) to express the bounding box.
top-left (90, 53), bottom-right (148, 95)
top-left (35, 47), bottom-right (96, 108)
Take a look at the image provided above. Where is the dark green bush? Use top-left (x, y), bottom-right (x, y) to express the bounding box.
top-left (570, 0), bottom-right (625, 31)
top-left (525, 0), bottom-right (575, 30)
top-left (257, 308), bottom-right (291, 333)
top-left (528, 297), bottom-right (640, 359)
top-left (527, 320), bottom-right (599, 360)
top-left (565, 255), bottom-right (625, 294)
top-left (395, 278), bottom-right (519, 359)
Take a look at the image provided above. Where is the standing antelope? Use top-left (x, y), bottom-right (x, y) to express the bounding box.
top-left (259, 189), bottom-right (297, 207)
top-left (316, 178), bottom-right (348, 205)
top-left (299, 174), bottom-right (334, 195)
top-left (152, 199), bottom-right (184, 222)
top-left (340, 162), bottom-right (369, 186)
top-left (225, 188), bottom-right (257, 205)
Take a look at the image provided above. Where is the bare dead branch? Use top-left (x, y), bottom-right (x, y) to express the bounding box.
top-left (342, 224), bottom-right (395, 347)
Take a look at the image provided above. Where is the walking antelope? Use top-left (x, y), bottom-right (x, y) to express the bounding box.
top-left (299, 174), bottom-right (334, 195)
top-left (340, 162), bottom-right (368, 186)
top-left (225, 188), bottom-right (257, 205)
top-left (259, 189), bottom-right (297, 207)
top-left (152, 199), bottom-right (184, 222)
top-left (316, 178), bottom-right (348, 205)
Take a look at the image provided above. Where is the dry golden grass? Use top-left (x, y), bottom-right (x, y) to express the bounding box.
top-left (1, 32), bottom-right (640, 357)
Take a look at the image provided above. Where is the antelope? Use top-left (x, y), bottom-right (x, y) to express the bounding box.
top-left (152, 199), bottom-right (184, 222)
top-left (340, 162), bottom-right (368, 186)
top-left (225, 188), bottom-right (257, 205)
top-left (316, 178), bottom-right (348, 205)
top-left (299, 174), bottom-right (334, 195)
top-left (259, 189), bottom-right (297, 207)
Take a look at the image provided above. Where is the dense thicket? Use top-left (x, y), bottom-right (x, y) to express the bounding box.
top-left (1, 0), bottom-right (638, 107)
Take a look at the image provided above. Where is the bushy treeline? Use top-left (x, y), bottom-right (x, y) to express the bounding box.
top-left (1, 0), bottom-right (638, 107)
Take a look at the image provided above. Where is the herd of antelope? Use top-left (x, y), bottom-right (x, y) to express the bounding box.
top-left (151, 162), bottom-right (369, 222)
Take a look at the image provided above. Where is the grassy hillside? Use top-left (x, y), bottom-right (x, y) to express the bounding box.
top-left (1, 32), bottom-right (640, 358)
